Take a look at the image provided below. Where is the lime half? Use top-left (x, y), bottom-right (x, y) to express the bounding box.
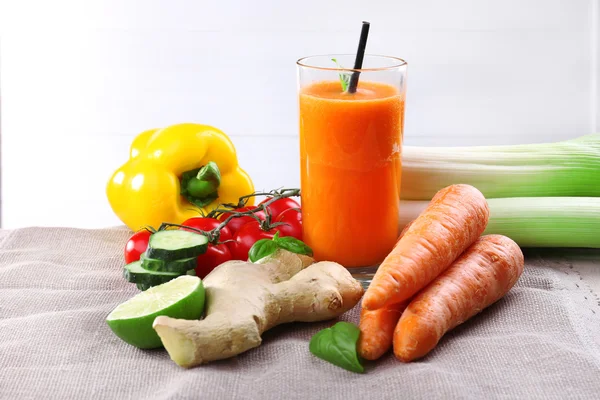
top-left (107, 275), bottom-right (205, 349)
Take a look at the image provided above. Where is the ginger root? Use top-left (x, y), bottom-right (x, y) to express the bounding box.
top-left (153, 249), bottom-right (364, 368)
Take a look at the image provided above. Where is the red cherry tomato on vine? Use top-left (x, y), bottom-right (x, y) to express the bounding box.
top-left (124, 230), bottom-right (152, 264)
top-left (179, 217), bottom-right (234, 278)
top-left (229, 220), bottom-right (279, 261)
top-left (195, 243), bottom-right (233, 279)
top-left (218, 206), bottom-right (265, 236)
top-left (259, 197), bottom-right (300, 220)
top-left (276, 208), bottom-right (302, 240)
top-left (180, 217), bottom-right (232, 241)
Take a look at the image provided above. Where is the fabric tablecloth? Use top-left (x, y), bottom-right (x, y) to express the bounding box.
top-left (1, 226), bottom-right (599, 400)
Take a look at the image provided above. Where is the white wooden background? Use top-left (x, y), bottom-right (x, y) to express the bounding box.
top-left (1, 0), bottom-right (599, 229)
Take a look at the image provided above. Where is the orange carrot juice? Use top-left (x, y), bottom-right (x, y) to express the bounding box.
top-left (299, 80), bottom-right (404, 268)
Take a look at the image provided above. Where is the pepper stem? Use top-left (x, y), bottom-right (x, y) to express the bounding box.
top-left (180, 161), bottom-right (221, 208)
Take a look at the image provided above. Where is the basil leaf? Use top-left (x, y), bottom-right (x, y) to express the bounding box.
top-left (273, 236), bottom-right (313, 257)
top-left (248, 239), bottom-right (279, 262)
top-left (309, 322), bottom-right (364, 373)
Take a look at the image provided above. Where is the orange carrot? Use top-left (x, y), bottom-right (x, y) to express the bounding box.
top-left (393, 234), bottom-right (524, 362)
top-left (362, 184), bottom-right (490, 310)
top-left (358, 300), bottom-right (408, 360)
top-left (357, 221), bottom-right (413, 361)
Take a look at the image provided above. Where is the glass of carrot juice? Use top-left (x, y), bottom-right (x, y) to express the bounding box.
top-left (297, 54), bottom-right (407, 275)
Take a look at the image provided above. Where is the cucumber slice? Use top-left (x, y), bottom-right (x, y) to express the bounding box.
top-left (146, 230), bottom-right (208, 261)
top-left (123, 261), bottom-right (181, 286)
top-left (136, 282), bottom-right (151, 291)
top-left (140, 252), bottom-right (197, 274)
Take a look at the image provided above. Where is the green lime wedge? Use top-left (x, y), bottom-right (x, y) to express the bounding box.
top-left (106, 275), bottom-right (205, 349)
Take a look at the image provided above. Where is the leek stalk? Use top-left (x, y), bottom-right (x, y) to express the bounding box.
top-left (399, 198), bottom-right (600, 248)
top-left (401, 134), bottom-right (600, 200)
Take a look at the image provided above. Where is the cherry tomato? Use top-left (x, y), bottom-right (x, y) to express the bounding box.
top-left (180, 217), bottom-right (232, 241)
top-left (179, 217), bottom-right (234, 277)
top-left (218, 206), bottom-right (265, 236)
top-left (195, 242), bottom-right (233, 279)
top-left (124, 230), bottom-right (152, 264)
top-left (229, 220), bottom-right (279, 261)
top-left (276, 208), bottom-right (302, 240)
top-left (259, 197), bottom-right (300, 220)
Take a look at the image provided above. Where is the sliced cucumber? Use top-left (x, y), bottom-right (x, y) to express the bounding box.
top-left (146, 230), bottom-right (208, 261)
top-left (123, 261), bottom-right (181, 286)
top-left (136, 282), bottom-right (151, 291)
top-left (140, 252), bottom-right (197, 274)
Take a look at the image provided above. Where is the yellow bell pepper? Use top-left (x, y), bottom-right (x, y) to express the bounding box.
top-left (107, 123), bottom-right (254, 231)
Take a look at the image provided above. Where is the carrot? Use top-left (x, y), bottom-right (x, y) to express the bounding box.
top-left (357, 221), bottom-right (414, 361)
top-left (393, 234), bottom-right (524, 362)
top-left (362, 184), bottom-right (490, 310)
top-left (358, 300), bottom-right (408, 360)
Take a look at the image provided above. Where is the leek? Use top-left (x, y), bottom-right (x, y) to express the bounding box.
top-left (401, 134), bottom-right (600, 200)
top-left (399, 198), bottom-right (600, 248)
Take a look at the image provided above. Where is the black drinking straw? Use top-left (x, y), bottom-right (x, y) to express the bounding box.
top-left (347, 21), bottom-right (370, 94)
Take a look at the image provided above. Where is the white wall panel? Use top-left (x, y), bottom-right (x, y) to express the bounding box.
top-left (0, 0), bottom-right (598, 228)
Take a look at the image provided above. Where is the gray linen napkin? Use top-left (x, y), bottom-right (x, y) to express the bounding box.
top-left (0, 227), bottom-right (599, 399)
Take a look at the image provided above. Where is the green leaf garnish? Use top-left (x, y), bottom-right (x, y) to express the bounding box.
top-left (331, 58), bottom-right (350, 92)
top-left (274, 235), bottom-right (313, 257)
top-left (248, 232), bottom-right (313, 262)
top-left (309, 322), bottom-right (364, 373)
top-left (248, 238), bottom-right (280, 262)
